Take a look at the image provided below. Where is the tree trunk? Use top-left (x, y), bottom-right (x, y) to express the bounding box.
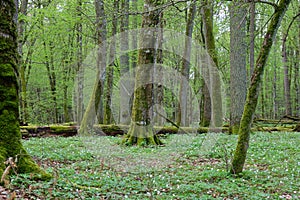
top-left (249, 0), bottom-right (255, 77)
top-left (62, 32), bottom-right (75, 123)
top-left (281, 11), bottom-right (300, 117)
top-left (282, 33), bottom-right (292, 116)
top-left (18, 0), bottom-right (29, 124)
top-left (122, 0), bottom-right (164, 146)
top-left (41, 14), bottom-right (58, 124)
top-left (177, 2), bottom-right (197, 127)
top-left (79, 0), bottom-right (107, 134)
top-left (272, 44), bottom-right (278, 119)
top-left (0, 0), bottom-right (50, 180)
top-left (295, 11), bottom-right (300, 117)
top-left (119, 0), bottom-right (130, 124)
top-left (260, 78), bottom-right (265, 118)
top-left (46, 42), bottom-right (58, 123)
top-left (76, 0), bottom-right (84, 125)
top-left (63, 64), bottom-right (71, 122)
top-left (229, 0), bottom-right (247, 134)
top-left (130, 0), bottom-right (138, 72)
top-left (104, 0), bottom-right (118, 124)
top-left (230, 0), bottom-right (291, 174)
top-left (200, 1), bottom-right (223, 128)
top-left (152, 14), bottom-right (164, 126)
top-left (296, 11), bottom-right (300, 117)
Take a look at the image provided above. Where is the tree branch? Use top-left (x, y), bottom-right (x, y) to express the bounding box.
top-left (253, 0), bottom-right (278, 9)
top-left (283, 12), bottom-right (300, 40)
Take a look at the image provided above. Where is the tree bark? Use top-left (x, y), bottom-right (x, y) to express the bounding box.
top-left (249, 0), bottom-right (255, 77)
top-left (18, 0), bottom-right (29, 124)
top-left (104, 0), bottom-right (118, 124)
top-left (200, 0), bottom-right (223, 128)
top-left (0, 0), bottom-right (50, 180)
top-left (230, 0), bottom-right (291, 174)
top-left (79, 0), bottom-right (107, 134)
top-left (272, 43), bottom-right (278, 119)
top-left (177, 2), bottom-right (197, 127)
top-left (76, 0), bottom-right (84, 125)
top-left (229, 0), bottom-right (247, 134)
top-left (296, 9), bottom-right (300, 117)
top-left (282, 33), bottom-right (292, 116)
top-left (119, 0), bottom-right (130, 124)
top-left (152, 12), bottom-right (164, 126)
top-left (122, 0), bottom-right (164, 146)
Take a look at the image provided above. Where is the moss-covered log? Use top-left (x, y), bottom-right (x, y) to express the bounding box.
top-left (21, 125), bottom-right (230, 138)
top-left (0, 0), bottom-right (50, 181)
top-left (21, 123), bottom-right (300, 138)
top-left (254, 117), bottom-right (300, 124)
top-left (230, 0), bottom-right (291, 174)
top-left (293, 124), bottom-right (300, 132)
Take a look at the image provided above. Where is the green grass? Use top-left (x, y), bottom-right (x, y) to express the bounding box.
top-left (8, 132), bottom-right (300, 199)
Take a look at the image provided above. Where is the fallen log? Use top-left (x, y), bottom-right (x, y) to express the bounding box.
top-left (21, 123), bottom-right (298, 139)
top-left (20, 125), bottom-right (228, 138)
top-left (293, 124), bottom-right (300, 132)
top-left (21, 125), bottom-right (78, 138)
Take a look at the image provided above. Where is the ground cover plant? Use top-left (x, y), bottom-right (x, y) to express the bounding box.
top-left (1, 132), bottom-right (299, 199)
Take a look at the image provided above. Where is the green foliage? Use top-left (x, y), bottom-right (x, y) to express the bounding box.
top-left (6, 132), bottom-right (299, 199)
top-left (18, 0), bottom-right (300, 125)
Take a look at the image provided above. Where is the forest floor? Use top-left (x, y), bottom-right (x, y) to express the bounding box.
top-left (1, 132), bottom-right (300, 199)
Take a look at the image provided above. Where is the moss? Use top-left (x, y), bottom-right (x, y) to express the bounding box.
top-left (16, 150), bottom-right (52, 180)
top-left (0, 0), bottom-right (51, 182)
top-left (0, 114), bottom-right (51, 180)
top-left (230, 0), bottom-right (291, 174)
top-left (293, 124), bottom-right (300, 132)
top-left (122, 123), bottom-right (163, 146)
top-left (62, 122), bottom-right (77, 126)
top-left (20, 125), bottom-right (37, 133)
top-left (229, 124), bottom-right (239, 135)
top-left (200, 117), bottom-right (211, 127)
top-left (50, 125), bottom-right (74, 133)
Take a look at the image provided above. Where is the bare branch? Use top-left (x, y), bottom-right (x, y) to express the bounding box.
top-left (253, 0), bottom-right (278, 9)
top-left (283, 12), bottom-right (300, 40)
top-left (170, 0), bottom-right (198, 12)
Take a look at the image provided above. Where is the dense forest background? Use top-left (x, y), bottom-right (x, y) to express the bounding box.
top-left (17, 0), bottom-right (299, 126)
top-left (1, 1), bottom-right (300, 198)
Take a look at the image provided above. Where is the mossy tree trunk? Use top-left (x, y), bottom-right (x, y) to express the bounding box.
top-left (200, 0), bottom-right (223, 128)
top-left (0, 0), bottom-right (50, 181)
top-left (230, 0), bottom-right (291, 174)
top-left (152, 8), bottom-right (164, 126)
top-left (104, 0), bottom-right (118, 125)
top-left (122, 0), bottom-right (164, 146)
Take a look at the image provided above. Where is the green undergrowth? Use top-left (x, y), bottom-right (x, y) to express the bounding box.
top-left (6, 132), bottom-right (300, 199)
